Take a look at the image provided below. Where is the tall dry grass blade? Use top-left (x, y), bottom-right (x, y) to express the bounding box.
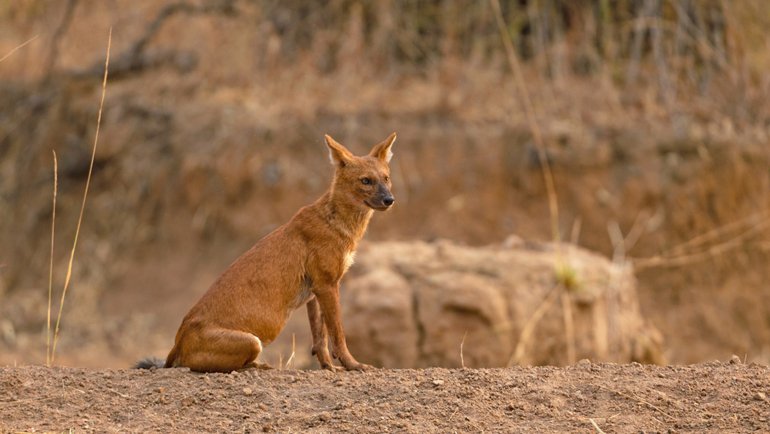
top-left (560, 291), bottom-right (576, 365)
top-left (492, 1), bottom-right (570, 366)
top-left (51, 28), bottom-right (112, 363)
top-left (491, 0), bottom-right (561, 244)
top-left (632, 212), bottom-right (770, 271)
top-left (507, 284), bottom-right (559, 367)
top-left (0, 35), bottom-right (39, 63)
top-left (460, 331), bottom-right (468, 369)
top-left (570, 217), bottom-right (582, 246)
top-left (285, 333), bottom-right (296, 369)
top-left (666, 210), bottom-right (770, 256)
top-left (46, 151), bottom-right (58, 367)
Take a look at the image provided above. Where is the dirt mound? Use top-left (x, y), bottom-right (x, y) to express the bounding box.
top-left (2, 361), bottom-right (768, 432)
top-left (2, 0), bottom-right (770, 371)
top-left (342, 239), bottom-right (663, 368)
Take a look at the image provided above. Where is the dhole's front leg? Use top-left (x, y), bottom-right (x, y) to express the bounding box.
top-left (314, 285), bottom-right (372, 371)
top-left (306, 297), bottom-right (340, 371)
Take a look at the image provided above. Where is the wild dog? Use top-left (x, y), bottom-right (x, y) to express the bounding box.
top-left (136, 133), bottom-right (396, 372)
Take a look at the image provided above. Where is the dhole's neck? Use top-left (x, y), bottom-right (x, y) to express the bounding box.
top-left (319, 191), bottom-right (373, 242)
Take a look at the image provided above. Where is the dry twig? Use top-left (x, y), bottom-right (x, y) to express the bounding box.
top-left (589, 418), bottom-right (607, 434)
top-left (632, 213), bottom-right (770, 271)
top-left (0, 35), bottom-right (39, 63)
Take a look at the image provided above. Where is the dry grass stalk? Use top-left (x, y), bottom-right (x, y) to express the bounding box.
top-left (507, 284), bottom-right (559, 367)
top-left (598, 384), bottom-right (675, 421)
top-left (492, 0), bottom-right (588, 367)
top-left (460, 331), bottom-right (468, 369)
top-left (607, 221), bottom-right (627, 264)
top-left (570, 217), bottom-right (582, 245)
top-left (667, 210), bottom-right (770, 256)
top-left (633, 212), bottom-right (770, 271)
top-left (46, 151), bottom-right (58, 367)
top-left (493, 0), bottom-right (581, 366)
top-left (589, 418), bottom-right (607, 434)
top-left (560, 291), bottom-right (576, 365)
top-left (0, 34), bottom-right (39, 63)
top-left (490, 0), bottom-right (561, 244)
top-left (285, 333), bottom-right (296, 369)
top-left (51, 28), bottom-right (112, 363)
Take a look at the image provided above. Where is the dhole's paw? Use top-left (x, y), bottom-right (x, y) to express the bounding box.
top-left (344, 362), bottom-right (374, 371)
top-left (321, 362), bottom-right (343, 372)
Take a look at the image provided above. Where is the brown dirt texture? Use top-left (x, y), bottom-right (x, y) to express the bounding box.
top-left (3, 361), bottom-right (769, 433)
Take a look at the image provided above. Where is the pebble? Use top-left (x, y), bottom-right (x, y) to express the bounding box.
top-left (730, 355), bottom-right (742, 365)
top-left (432, 379), bottom-right (444, 386)
top-left (755, 392), bottom-right (766, 401)
top-left (243, 387), bottom-right (253, 396)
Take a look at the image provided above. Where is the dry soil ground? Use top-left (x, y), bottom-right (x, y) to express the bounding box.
top-left (2, 360), bottom-right (769, 433)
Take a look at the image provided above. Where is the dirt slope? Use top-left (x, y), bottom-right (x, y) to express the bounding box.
top-left (2, 361), bottom-right (769, 433)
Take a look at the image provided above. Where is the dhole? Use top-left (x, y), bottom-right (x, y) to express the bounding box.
top-left (137, 133), bottom-right (396, 372)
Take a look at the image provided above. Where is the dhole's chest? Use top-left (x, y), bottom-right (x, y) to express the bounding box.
top-left (292, 250), bottom-right (356, 310)
top-left (343, 250), bottom-right (356, 273)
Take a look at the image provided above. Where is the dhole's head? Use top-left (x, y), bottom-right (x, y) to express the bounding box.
top-left (324, 132), bottom-right (396, 211)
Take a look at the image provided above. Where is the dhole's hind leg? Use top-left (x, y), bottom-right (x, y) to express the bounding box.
top-left (181, 327), bottom-right (264, 373)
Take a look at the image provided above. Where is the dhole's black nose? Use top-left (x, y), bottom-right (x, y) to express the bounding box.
top-left (383, 196), bottom-right (395, 206)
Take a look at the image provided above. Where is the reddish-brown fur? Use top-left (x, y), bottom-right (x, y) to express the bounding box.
top-left (162, 133), bottom-right (397, 372)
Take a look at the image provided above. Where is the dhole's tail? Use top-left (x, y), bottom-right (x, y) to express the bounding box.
top-left (134, 356), bottom-right (166, 369)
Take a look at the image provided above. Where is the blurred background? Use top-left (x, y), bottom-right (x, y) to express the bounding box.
top-left (1, 0), bottom-right (769, 368)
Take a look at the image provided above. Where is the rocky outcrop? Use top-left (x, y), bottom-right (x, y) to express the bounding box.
top-left (342, 239), bottom-right (663, 368)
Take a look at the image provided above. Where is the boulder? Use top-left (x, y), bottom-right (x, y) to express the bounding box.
top-left (342, 239), bottom-right (663, 368)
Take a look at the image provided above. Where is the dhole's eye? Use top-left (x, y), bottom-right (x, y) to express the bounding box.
top-left (384, 176), bottom-right (390, 182)
top-left (361, 177), bottom-right (372, 185)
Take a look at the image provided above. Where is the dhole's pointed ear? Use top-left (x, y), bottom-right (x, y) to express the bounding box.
top-left (369, 132), bottom-right (397, 163)
top-left (325, 134), bottom-right (354, 167)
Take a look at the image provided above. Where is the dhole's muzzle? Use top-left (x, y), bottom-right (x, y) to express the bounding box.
top-left (366, 183), bottom-right (394, 210)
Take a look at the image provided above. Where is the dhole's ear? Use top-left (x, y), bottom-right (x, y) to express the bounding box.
top-left (325, 134), bottom-right (354, 168)
top-left (369, 132), bottom-right (397, 163)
